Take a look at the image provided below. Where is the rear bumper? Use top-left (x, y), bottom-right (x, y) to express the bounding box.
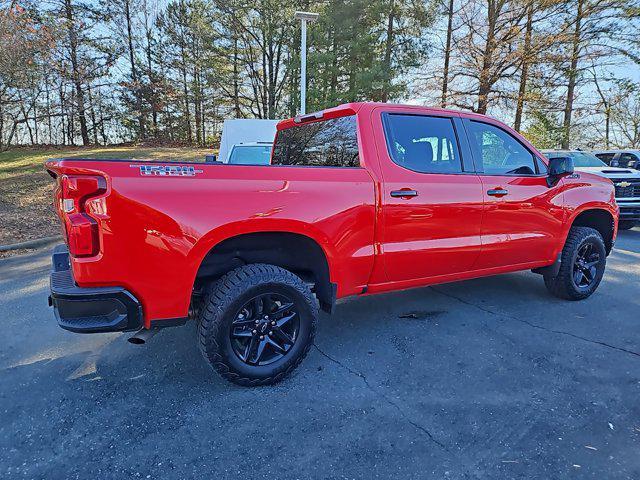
top-left (618, 202), bottom-right (640, 221)
top-left (49, 244), bottom-right (143, 333)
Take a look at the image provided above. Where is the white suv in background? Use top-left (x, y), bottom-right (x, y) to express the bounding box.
top-left (543, 150), bottom-right (640, 230)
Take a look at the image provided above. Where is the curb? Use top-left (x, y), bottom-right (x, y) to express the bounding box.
top-left (0, 236), bottom-right (62, 252)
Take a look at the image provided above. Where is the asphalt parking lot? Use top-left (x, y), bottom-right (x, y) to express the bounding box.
top-left (1, 229), bottom-right (639, 479)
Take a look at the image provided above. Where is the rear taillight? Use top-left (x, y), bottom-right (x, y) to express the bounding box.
top-left (67, 213), bottom-right (100, 257)
top-left (59, 175), bottom-right (107, 257)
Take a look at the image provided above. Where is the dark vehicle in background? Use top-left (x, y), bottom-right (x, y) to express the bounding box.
top-left (593, 150), bottom-right (640, 170)
top-left (544, 150), bottom-right (640, 230)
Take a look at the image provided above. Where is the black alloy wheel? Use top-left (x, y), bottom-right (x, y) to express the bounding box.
top-left (572, 241), bottom-right (601, 289)
top-left (230, 293), bottom-right (300, 366)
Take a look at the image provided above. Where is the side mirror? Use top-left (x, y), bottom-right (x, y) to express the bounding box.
top-left (547, 156), bottom-right (574, 187)
top-left (205, 154), bottom-right (217, 163)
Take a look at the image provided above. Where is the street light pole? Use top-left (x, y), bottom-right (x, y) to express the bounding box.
top-left (294, 11), bottom-right (319, 115)
top-left (300, 19), bottom-right (307, 115)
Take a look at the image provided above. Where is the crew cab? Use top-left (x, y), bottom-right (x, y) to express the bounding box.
top-left (46, 103), bottom-right (618, 386)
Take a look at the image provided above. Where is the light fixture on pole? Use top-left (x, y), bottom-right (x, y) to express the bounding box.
top-left (294, 11), bottom-right (319, 115)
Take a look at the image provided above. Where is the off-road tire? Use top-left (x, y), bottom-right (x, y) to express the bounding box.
top-left (618, 220), bottom-right (637, 231)
top-left (197, 263), bottom-right (318, 386)
top-left (543, 226), bottom-right (606, 301)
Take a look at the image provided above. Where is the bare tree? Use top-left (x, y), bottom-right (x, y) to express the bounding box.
top-left (558, 0), bottom-right (631, 148)
top-left (444, 0), bottom-right (531, 113)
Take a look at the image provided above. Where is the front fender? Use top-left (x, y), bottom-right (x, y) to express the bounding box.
top-left (559, 173), bottom-right (618, 252)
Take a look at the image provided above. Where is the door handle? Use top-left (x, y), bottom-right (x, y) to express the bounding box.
top-left (487, 188), bottom-right (509, 197)
top-left (390, 189), bottom-right (419, 198)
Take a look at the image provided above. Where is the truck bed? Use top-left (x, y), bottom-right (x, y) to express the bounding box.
top-left (45, 157), bottom-right (377, 325)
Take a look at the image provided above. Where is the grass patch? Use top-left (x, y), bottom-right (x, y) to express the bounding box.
top-left (0, 146), bottom-right (213, 250)
top-left (0, 146), bottom-right (213, 180)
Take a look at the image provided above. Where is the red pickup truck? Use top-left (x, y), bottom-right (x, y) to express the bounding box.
top-left (46, 103), bottom-right (618, 386)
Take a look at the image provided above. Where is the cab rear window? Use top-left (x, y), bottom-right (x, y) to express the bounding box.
top-left (271, 116), bottom-right (360, 167)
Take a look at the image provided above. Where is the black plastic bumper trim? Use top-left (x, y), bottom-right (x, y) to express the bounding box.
top-left (320, 282), bottom-right (338, 314)
top-left (531, 254), bottom-right (562, 277)
top-left (619, 205), bottom-right (640, 220)
top-left (149, 317), bottom-right (189, 329)
top-left (49, 244), bottom-right (143, 333)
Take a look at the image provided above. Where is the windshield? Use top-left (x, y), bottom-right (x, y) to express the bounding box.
top-left (228, 145), bottom-right (272, 165)
top-left (545, 151), bottom-right (606, 168)
top-left (570, 152), bottom-right (607, 167)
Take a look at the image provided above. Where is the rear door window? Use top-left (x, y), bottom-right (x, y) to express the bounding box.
top-left (383, 114), bottom-right (462, 174)
top-left (271, 116), bottom-right (360, 167)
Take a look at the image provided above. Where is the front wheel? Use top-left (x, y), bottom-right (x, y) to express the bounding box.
top-left (618, 220), bottom-right (637, 231)
top-left (198, 264), bottom-right (318, 386)
top-left (544, 226), bottom-right (607, 301)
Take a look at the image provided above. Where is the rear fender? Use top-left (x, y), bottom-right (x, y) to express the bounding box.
top-left (187, 219), bottom-right (337, 289)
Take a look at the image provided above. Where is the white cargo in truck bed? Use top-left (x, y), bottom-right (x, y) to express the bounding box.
top-left (218, 119), bottom-right (279, 163)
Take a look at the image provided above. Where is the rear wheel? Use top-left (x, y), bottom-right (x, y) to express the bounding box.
top-left (197, 264), bottom-right (318, 386)
top-left (618, 220), bottom-right (637, 231)
top-left (544, 226), bottom-right (607, 300)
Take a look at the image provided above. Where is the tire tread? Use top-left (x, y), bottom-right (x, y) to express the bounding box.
top-left (544, 226), bottom-right (606, 300)
top-left (197, 263), bottom-right (318, 386)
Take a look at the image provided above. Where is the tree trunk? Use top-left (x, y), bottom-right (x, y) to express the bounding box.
top-left (45, 79), bottom-right (53, 144)
top-left (18, 92), bottom-right (35, 144)
top-left (59, 83), bottom-right (66, 145)
top-left (348, 26), bottom-right (357, 101)
top-left (6, 119), bottom-right (18, 147)
top-left (144, 16), bottom-right (158, 137)
top-left (201, 94), bottom-right (206, 145)
top-left (514, 2), bottom-right (533, 132)
top-left (125, 0), bottom-right (145, 139)
top-left (605, 109), bottom-right (610, 148)
top-left (0, 91), bottom-right (4, 149)
top-left (233, 36), bottom-right (241, 118)
top-left (381, 0), bottom-right (395, 103)
top-left (64, 0), bottom-right (90, 146)
top-left (592, 70), bottom-right (610, 149)
top-left (68, 87), bottom-right (76, 145)
top-left (97, 87), bottom-right (108, 145)
top-left (32, 98), bottom-right (39, 144)
top-left (87, 83), bottom-right (99, 145)
top-left (441, 0), bottom-right (454, 107)
top-left (182, 67), bottom-right (191, 142)
top-left (194, 68), bottom-right (202, 145)
top-left (562, 0), bottom-right (583, 149)
top-left (181, 68), bottom-right (191, 142)
top-left (261, 46), bottom-right (268, 118)
top-left (476, 1), bottom-right (497, 114)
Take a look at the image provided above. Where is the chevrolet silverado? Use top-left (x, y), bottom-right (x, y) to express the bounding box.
top-left (46, 103), bottom-right (619, 386)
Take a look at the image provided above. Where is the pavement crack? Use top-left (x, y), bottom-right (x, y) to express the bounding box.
top-left (430, 286), bottom-right (640, 359)
top-left (313, 343), bottom-right (447, 450)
